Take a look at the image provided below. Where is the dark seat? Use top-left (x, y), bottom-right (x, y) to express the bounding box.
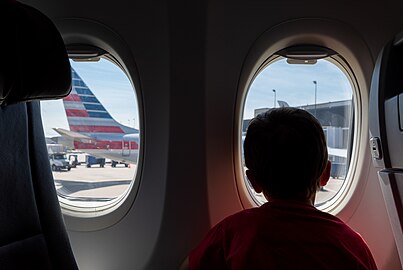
top-left (0, 1), bottom-right (78, 269)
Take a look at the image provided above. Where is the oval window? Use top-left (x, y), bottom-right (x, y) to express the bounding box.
top-left (241, 53), bottom-right (355, 207)
top-left (41, 57), bottom-right (140, 214)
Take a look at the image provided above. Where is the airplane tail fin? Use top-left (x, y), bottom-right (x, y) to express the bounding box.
top-left (277, 100), bottom-right (290, 107)
top-left (62, 68), bottom-right (138, 137)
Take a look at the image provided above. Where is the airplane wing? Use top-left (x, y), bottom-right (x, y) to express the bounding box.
top-left (53, 128), bottom-right (94, 143)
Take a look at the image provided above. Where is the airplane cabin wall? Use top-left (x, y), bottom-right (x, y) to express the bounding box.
top-left (20, 0), bottom-right (403, 269)
top-left (205, 1), bottom-right (403, 269)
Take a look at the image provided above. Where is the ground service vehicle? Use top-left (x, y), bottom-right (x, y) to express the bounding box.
top-left (86, 156), bottom-right (106, 168)
top-left (111, 160), bottom-right (129, 168)
top-left (0, 0), bottom-right (402, 269)
top-left (49, 153), bottom-right (71, 171)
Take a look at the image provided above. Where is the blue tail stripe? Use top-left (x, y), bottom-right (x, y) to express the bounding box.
top-left (84, 104), bottom-right (105, 111)
top-left (76, 88), bottom-right (93, 95)
top-left (73, 80), bottom-right (86, 87)
top-left (80, 96), bottom-right (99, 103)
top-left (88, 111), bottom-right (112, 118)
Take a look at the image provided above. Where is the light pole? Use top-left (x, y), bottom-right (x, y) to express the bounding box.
top-left (272, 89), bottom-right (276, 108)
top-left (313, 81), bottom-right (317, 117)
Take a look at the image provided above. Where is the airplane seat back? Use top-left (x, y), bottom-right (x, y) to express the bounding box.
top-left (0, 1), bottom-right (78, 269)
top-left (369, 31), bottom-right (403, 267)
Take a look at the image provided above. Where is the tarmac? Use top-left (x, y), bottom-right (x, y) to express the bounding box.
top-left (53, 164), bottom-right (344, 208)
top-left (53, 163), bottom-right (136, 207)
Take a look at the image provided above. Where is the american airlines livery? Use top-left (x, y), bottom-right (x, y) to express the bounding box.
top-left (54, 68), bottom-right (140, 164)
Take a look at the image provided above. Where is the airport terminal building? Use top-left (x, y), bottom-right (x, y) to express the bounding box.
top-left (243, 100), bottom-right (353, 178)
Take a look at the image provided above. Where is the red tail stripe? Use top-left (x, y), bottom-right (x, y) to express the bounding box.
top-left (66, 109), bottom-right (89, 117)
top-left (63, 94), bottom-right (81, 102)
top-left (70, 125), bottom-right (124, 133)
top-left (74, 140), bottom-right (139, 150)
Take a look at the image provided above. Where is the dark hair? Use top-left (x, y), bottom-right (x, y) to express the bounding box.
top-left (244, 107), bottom-right (328, 200)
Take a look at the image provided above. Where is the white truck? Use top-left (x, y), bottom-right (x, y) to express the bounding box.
top-left (49, 153), bottom-right (71, 171)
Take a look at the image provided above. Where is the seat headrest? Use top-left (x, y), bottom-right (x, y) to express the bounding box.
top-left (0, 0), bottom-right (71, 106)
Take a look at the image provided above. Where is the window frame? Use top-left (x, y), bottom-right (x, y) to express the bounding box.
top-left (47, 22), bottom-right (144, 230)
top-left (236, 50), bottom-right (362, 213)
top-left (42, 53), bottom-right (141, 219)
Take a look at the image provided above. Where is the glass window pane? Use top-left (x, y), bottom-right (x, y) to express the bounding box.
top-left (242, 58), bottom-right (354, 207)
top-left (41, 58), bottom-right (140, 213)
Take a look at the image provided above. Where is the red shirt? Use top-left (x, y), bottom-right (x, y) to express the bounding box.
top-left (189, 201), bottom-right (378, 270)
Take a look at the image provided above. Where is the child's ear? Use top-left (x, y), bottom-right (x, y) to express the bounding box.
top-left (319, 160), bottom-right (331, 187)
top-left (246, 170), bottom-right (263, 193)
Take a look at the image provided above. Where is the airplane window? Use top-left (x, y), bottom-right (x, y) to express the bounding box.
top-left (41, 58), bottom-right (140, 214)
top-left (242, 57), bottom-right (354, 207)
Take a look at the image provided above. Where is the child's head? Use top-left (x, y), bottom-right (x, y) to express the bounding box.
top-left (244, 107), bottom-right (329, 201)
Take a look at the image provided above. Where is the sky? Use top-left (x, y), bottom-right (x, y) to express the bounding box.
top-left (41, 57), bottom-right (353, 137)
top-left (243, 58), bottom-right (353, 119)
